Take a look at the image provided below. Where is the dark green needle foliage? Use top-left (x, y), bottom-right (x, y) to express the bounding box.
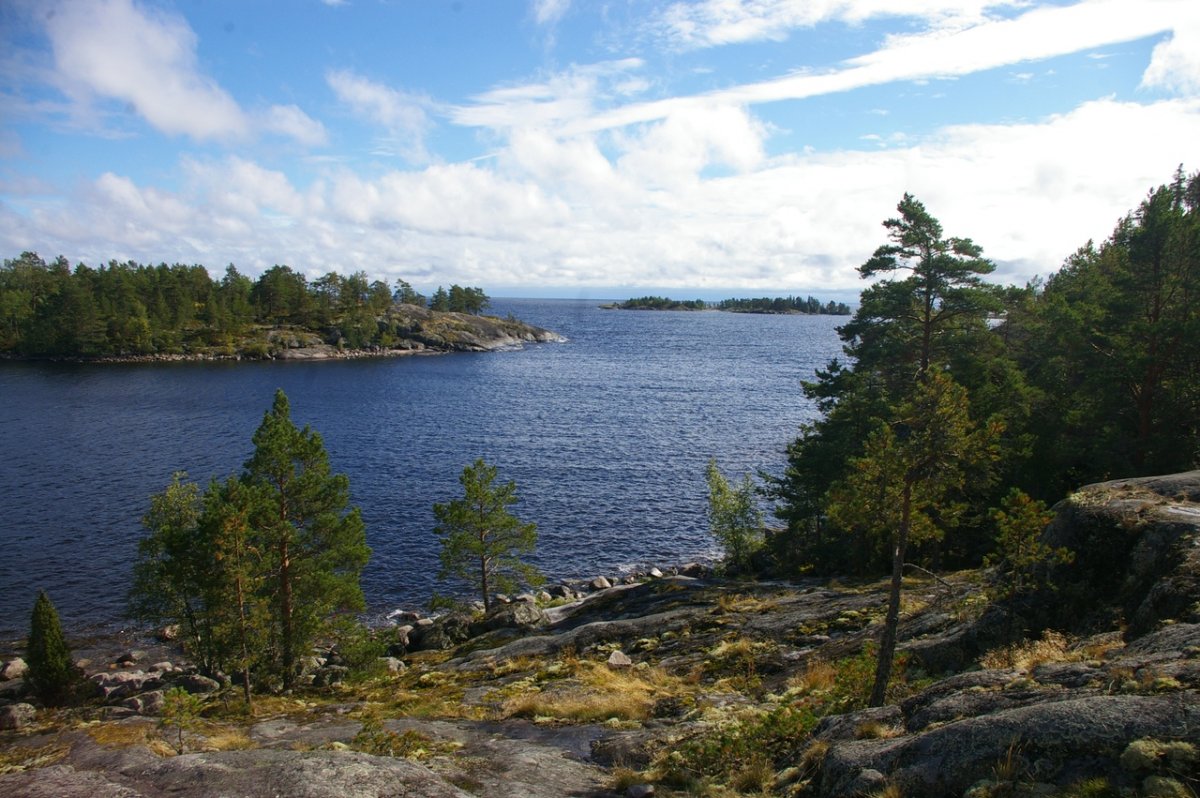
top-left (26, 590), bottom-right (77, 706)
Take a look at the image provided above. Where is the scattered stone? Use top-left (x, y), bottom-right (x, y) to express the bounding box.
top-left (416, 617), bottom-right (435, 628)
top-left (149, 661), bottom-right (174, 673)
top-left (157, 624), bottom-right (181, 641)
top-left (514, 593), bottom-right (537, 603)
top-left (475, 602), bottom-right (549, 635)
top-left (678, 562), bottom-right (708, 578)
top-left (173, 674), bottom-right (220, 694)
top-left (380, 657), bottom-right (406, 674)
top-left (1, 657), bottom-right (28, 680)
top-left (0, 703), bottom-right (36, 730)
top-left (115, 650), bottom-right (145, 666)
top-left (648, 567), bottom-right (664, 579)
top-left (122, 690), bottom-right (165, 716)
top-left (312, 666), bottom-right (349, 687)
top-left (547, 584), bottom-right (573, 599)
top-left (536, 590), bottom-right (553, 603)
top-left (494, 594), bottom-right (512, 605)
top-left (607, 650), bottom-right (633, 669)
top-left (591, 576), bottom-right (612, 591)
top-left (627, 785), bottom-right (655, 798)
top-left (388, 609), bottom-right (423, 624)
top-left (91, 670), bottom-right (160, 700)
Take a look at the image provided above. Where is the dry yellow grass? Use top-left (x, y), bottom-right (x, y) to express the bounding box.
top-left (979, 630), bottom-right (1078, 670)
top-left (199, 727), bottom-right (256, 751)
top-left (0, 739), bottom-right (70, 775)
top-left (501, 660), bottom-right (683, 722)
top-left (788, 659), bottom-right (838, 694)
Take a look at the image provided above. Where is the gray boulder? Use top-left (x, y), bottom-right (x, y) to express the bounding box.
top-left (0, 657), bottom-right (28, 680)
top-left (172, 673), bottom-right (221, 694)
top-left (0, 702), bottom-right (36, 730)
top-left (474, 602), bottom-right (549, 635)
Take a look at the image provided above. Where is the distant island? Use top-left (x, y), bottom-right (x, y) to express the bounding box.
top-left (603, 294), bottom-right (852, 314)
top-left (0, 253), bottom-right (560, 361)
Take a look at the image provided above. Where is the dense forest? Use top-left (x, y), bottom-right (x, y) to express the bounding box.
top-left (614, 296), bottom-right (709, 310)
top-left (0, 256), bottom-right (488, 358)
top-left (764, 167), bottom-right (1199, 582)
top-left (716, 296), bottom-right (852, 314)
top-left (613, 295), bottom-right (851, 313)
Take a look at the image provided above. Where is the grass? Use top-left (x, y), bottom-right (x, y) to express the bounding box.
top-left (500, 660), bottom-right (685, 722)
top-left (0, 738), bottom-right (70, 775)
top-left (978, 630), bottom-right (1078, 670)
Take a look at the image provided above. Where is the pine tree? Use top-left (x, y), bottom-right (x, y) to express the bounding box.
top-left (434, 458), bottom-right (542, 613)
top-left (242, 389), bottom-right (370, 689)
top-left (26, 590), bottom-right (76, 706)
top-left (828, 372), bottom-right (1001, 706)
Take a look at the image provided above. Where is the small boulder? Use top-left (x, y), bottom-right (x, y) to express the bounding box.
top-left (0, 657), bottom-right (28, 680)
top-left (591, 576), bottom-right (612, 591)
top-left (157, 624), bottom-right (181, 642)
top-left (123, 690), bottom-right (165, 715)
top-left (475, 602), bottom-right (549, 635)
top-left (173, 673), bottom-right (221, 694)
top-left (150, 661), bottom-right (174, 673)
top-left (387, 609), bottom-right (423, 624)
top-left (0, 703), bottom-right (36, 730)
top-left (607, 650), bottom-right (633, 669)
top-left (648, 567), bottom-right (664, 579)
top-left (380, 657), bottom-right (406, 674)
top-left (312, 665), bottom-right (349, 687)
top-left (116, 650), bottom-right (146, 666)
top-left (547, 584), bottom-right (573, 599)
top-left (627, 785), bottom-right (656, 798)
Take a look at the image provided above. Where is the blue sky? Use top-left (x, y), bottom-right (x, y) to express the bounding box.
top-left (1, 0), bottom-right (1197, 298)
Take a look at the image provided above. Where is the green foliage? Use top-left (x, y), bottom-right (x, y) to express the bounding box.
top-left (351, 716), bottom-right (451, 760)
top-left (159, 687), bottom-right (205, 754)
top-left (0, 253), bottom-right (489, 357)
top-left (660, 704), bottom-right (818, 786)
top-left (986, 489), bottom-right (1073, 600)
top-left (617, 296), bottom-right (707, 310)
top-left (716, 295), bottom-right (851, 314)
top-left (25, 591), bottom-right (76, 707)
top-left (705, 459), bottom-right (763, 574)
top-left (433, 458), bottom-right (543, 613)
top-left (130, 390), bottom-right (369, 698)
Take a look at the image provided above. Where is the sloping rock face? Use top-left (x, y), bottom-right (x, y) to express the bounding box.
top-left (1043, 470), bottom-right (1200, 636)
top-left (0, 732), bottom-right (476, 798)
top-left (810, 471), bottom-right (1200, 798)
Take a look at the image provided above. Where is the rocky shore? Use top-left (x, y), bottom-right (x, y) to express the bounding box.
top-left (0, 304), bottom-right (564, 364)
top-left (2, 472), bottom-right (1198, 797)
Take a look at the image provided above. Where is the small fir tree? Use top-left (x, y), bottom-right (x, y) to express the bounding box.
top-left (434, 458), bottom-right (543, 613)
top-left (26, 590), bottom-right (76, 706)
top-left (986, 488), bottom-right (1074, 600)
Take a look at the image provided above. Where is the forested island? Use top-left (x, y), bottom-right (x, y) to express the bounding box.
top-left (0, 257), bottom-right (559, 360)
top-left (2, 169), bottom-right (1199, 798)
top-left (605, 294), bottom-right (852, 313)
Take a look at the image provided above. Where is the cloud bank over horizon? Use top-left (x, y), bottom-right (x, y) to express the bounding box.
top-left (1, 0), bottom-right (1197, 295)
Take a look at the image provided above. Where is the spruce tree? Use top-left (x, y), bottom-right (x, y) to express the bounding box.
top-left (26, 590), bottom-right (76, 706)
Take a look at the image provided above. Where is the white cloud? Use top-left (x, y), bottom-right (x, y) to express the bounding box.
top-left (327, 70), bottom-right (433, 162)
top-left (452, 59), bottom-right (644, 131)
top-left (532, 0), bottom-right (571, 26)
top-left (654, 0), bottom-right (1024, 49)
top-left (45, 0), bottom-right (248, 140)
top-left (450, 0), bottom-right (1190, 140)
top-left (8, 95), bottom-right (1197, 293)
top-left (1141, 16), bottom-right (1200, 95)
top-left (262, 105), bottom-right (329, 148)
top-left (40, 0), bottom-right (324, 146)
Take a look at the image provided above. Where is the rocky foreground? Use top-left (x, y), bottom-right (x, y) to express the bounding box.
top-left (2, 472), bottom-right (1198, 797)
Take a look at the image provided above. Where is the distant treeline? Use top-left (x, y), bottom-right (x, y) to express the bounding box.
top-left (717, 296), bottom-right (852, 314)
top-left (0, 253), bottom-right (488, 357)
top-left (614, 294), bottom-right (851, 313)
top-left (617, 296), bottom-right (707, 310)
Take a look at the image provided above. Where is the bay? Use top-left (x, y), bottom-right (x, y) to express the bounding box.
top-left (0, 298), bottom-right (844, 640)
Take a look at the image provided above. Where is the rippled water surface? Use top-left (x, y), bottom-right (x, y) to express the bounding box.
top-left (0, 299), bottom-right (843, 639)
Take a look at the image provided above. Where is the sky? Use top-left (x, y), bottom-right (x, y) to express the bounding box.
top-left (1, 0), bottom-right (1198, 299)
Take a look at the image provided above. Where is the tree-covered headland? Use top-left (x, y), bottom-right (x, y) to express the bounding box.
top-left (0, 256), bottom-right (490, 358)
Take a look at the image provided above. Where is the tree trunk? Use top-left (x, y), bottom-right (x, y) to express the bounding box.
top-left (279, 537), bottom-right (293, 689)
top-left (870, 481), bottom-right (911, 707)
top-left (480, 556), bottom-right (490, 614)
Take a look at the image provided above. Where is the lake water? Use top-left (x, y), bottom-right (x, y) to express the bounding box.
top-left (0, 299), bottom-right (844, 640)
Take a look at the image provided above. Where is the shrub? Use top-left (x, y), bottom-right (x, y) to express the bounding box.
top-left (25, 591), bottom-right (76, 706)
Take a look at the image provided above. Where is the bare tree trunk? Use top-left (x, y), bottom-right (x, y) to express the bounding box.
top-left (870, 482), bottom-right (911, 707)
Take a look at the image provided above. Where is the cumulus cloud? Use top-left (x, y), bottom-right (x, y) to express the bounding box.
top-left (40, 0), bottom-right (324, 145)
top-left (327, 70), bottom-right (433, 162)
top-left (1141, 16), bottom-right (1200, 95)
top-left (8, 95), bottom-right (1197, 293)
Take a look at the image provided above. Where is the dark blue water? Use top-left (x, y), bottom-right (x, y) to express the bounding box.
top-left (0, 299), bottom-right (843, 640)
